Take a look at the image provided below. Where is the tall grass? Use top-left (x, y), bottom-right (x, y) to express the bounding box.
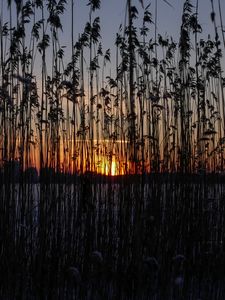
top-left (1, 0), bottom-right (225, 299)
top-left (0, 0), bottom-right (224, 175)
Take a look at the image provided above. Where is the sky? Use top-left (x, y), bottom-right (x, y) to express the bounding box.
top-left (51, 0), bottom-right (224, 72)
top-left (1, 0), bottom-right (224, 70)
top-left (59, 0), bottom-right (224, 51)
top-left (1, 0), bottom-right (225, 171)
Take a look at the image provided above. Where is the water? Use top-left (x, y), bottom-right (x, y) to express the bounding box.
top-left (1, 179), bottom-right (225, 299)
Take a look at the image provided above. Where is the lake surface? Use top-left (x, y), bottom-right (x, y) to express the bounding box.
top-left (1, 179), bottom-right (225, 299)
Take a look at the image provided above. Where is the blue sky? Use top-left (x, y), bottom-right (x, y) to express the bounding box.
top-left (51, 0), bottom-right (224, 71)
top-left (1, 0), bottom-right (224, 45)
top-left (1, 0), bottom-right (224, 73)
top-left (59, 0), bottom-right (224, 49)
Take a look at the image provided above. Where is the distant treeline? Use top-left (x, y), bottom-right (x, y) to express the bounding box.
top-left (1, 160), bottom-right (225, 183)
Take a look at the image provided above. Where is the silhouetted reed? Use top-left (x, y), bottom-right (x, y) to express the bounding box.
top-left (1, 0), bottom-right (225, 299)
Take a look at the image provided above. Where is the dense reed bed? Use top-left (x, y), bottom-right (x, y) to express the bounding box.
top-left (0, 0), bottom-right (225, 174)
top-left (1, 0), bottom-right (225, 299)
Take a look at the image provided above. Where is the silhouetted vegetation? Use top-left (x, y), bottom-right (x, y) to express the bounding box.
top-left (1, 0), bottom-right (225, 299)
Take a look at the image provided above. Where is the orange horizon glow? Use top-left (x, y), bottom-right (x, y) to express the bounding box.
top-left (2, 136), bottom-right (223, 175)
top-left (98, 159), bottom-right (120, 176)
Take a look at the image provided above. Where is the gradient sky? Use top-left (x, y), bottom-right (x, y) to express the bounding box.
top-left (50, 0), bottom-right (224, 73)
top-left (60, 0), bottom-right (224, 50)
top-left (1, 0), bottom-right (224, 69)
top-left (1, 0), bottom-right (224, 172)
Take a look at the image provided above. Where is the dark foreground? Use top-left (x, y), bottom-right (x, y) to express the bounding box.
top-left (0, 175), bottom-right (225, 299)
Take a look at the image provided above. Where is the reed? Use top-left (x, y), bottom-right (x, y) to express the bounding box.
top-left (1, 0), bottom-right (225, 299)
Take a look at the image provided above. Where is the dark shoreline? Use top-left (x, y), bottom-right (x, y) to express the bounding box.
top-left (1, 171), bottom-right (225, 184)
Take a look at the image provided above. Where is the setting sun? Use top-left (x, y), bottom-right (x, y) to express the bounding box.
top-left (99, 158), bottom-right (118, 176)
top-left (111, 161), bottom-right (116, 176)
